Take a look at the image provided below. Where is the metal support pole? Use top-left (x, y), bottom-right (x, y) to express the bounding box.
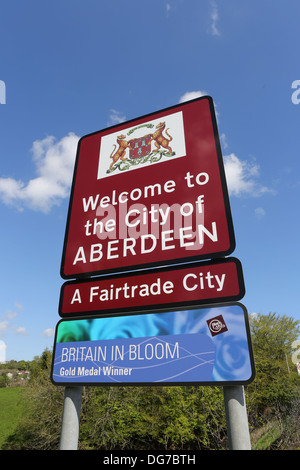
top-left (223, 385), bottom-right (251, 450)
top-left (59, 386), bottom-right (82, 450)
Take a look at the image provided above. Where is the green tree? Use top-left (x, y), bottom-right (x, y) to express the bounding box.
top-left (29, 348), bottom-right (52, 379)
top-left (246, 312), bottom-right (300, 421)
top-left (17, 360), bottom-right (29, 371)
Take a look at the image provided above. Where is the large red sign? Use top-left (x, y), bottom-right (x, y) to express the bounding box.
top-left (60, 96), bottom-right (235, 279)
top-left (59, 258), bottom-right (244, 317)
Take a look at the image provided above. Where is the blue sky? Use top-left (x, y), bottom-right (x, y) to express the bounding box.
top-left (0, 0), bottom-right (299, 361)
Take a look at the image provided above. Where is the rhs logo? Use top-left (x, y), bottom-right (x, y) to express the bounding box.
top-left (0, 80), bottom-right (6, 104)
top-left (207, 315), bottom-right (228, 336)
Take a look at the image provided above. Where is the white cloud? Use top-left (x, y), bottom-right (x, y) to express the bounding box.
top-left (42, 328), bottom-right (55, 338)
top-left (223, 153), bottom-right (272, 197)
top-left (0, 309), bottom-right (28, 338)
top-left (15, 327), bottom-right (28, 336)
top-left (0, 132), bottom-right (80, 213)
top-left (255, 207), bottom-right (266, 219)
top-left (210, 1), bottom-right (220, 36)
top-left (107, 109), bottom-right (126, 126)
top-left (14, 302), bottom-right (23, 310)
top-left (220, 133), bottom-right (228, 149)
top-left (6, 311), bottom-right (18, 320)
top-left (179, 90), bottom-right (208, 103)
top-left (0, 321), bottom-right (10, 336)
top-left (179, 90), bottom-right (221, 121)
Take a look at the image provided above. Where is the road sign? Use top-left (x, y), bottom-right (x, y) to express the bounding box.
top-left (59, 257), bottom-right (245, 318)
top-left (60, 96), bottom-right (235, 279)
top-left (51, 303), bottom-right (255, 386)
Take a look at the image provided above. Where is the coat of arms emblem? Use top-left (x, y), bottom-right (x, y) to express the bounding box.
top-left (108, 122), bottom-right (175, 173)
top-left (97, 111), bottom-right (186, 179)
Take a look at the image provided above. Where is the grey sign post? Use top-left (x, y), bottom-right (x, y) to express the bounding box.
top-left (59, 386), bottom-right (82, 450)
top-left (223, 385), bottom-right (252, 450)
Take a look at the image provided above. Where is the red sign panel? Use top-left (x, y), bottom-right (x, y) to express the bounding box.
top-left (59, 258), bottom-right (244, 317)
top-left (60, 96), bottom-right (235, 279)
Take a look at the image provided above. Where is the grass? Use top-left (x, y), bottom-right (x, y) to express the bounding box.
top-left (251, 421), bottom-right (283, 450)
top-left (0, 387), bottom-right (27, 448)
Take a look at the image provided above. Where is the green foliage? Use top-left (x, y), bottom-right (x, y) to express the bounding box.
top-left (246, 312), bottom-right (300, 423)
top-left (0, 359), bottom-right (30, 371)
top-left (79, 385), bottom-right (226, 450)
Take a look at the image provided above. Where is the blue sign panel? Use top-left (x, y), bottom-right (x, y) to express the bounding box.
top-left (51, 303), bottom-right (255, 386)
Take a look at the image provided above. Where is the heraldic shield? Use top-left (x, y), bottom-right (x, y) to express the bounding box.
top-left (97, 111), bottom-right (186, 178)
top-left (128, 134), bottom-right (152, 159)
